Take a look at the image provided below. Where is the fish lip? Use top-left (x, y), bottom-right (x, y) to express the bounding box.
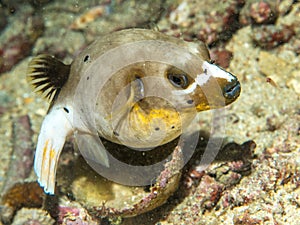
top-left (223, 79), bottom-right (241, 100)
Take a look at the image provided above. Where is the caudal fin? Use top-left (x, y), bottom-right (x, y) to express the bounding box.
top-left (34, 107), bottom-right (73, 194)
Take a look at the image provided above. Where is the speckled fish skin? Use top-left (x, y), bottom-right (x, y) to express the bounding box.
top-left (58, 29), bottom-right (211, 101)
top-left (27, 28), bottom-right (241, 194)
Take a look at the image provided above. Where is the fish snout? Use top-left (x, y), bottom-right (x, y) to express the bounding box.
top-left (223, 77), bottom-right (241, 100)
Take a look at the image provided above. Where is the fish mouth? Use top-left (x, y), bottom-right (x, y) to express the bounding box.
top-left (223, 78), bottom-right (241, 101)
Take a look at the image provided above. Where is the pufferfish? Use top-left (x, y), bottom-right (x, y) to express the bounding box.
top-left (27, 28), bottom-right (241, 194)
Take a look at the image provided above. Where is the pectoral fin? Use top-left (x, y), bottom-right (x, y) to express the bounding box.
top-left (75, 132), bottom-right (109, 167)
top-left (34, 107), bottom-right (72, 194)
top-left (27, 54), bottom-right (70, 102)
top-left (111, 77), bottom-right (145, 136)
top-left (131, 76), bottom-right (145, 102)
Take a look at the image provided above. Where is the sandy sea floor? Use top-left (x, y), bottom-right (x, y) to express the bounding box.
top-left (0, 0), bottom-right (299, 224)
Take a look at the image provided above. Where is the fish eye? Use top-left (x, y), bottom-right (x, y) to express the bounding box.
top-left (166, 68), bottom-right (189, 89)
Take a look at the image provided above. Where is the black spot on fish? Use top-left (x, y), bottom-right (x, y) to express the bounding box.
top-left (63, 107), bottom-right (69, 113)
top-left (171, 125), bottom-right (175, 129)
top-left (87, 76), bottom-right (90, 80)
top-left (155, 127), bottom-right (160, 131)
top-left (84, 55), bottom-right (90, 62)
top-left (113, 131), bottom-right (119, 136)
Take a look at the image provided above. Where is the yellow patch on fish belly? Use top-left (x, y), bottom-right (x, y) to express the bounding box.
top-left (132, 104), bottom-right (180, 128)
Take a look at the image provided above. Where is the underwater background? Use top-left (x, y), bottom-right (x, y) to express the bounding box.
top-left (0, 0), bottom-right (299, 224)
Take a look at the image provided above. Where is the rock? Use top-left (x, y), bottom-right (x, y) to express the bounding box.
top-left (252, 25), bottom-right (295, 50)
top-left (0, 14), bottom-right (44, 73)
top-left (239, 0), bottom-right (278, 25)
top-left (0, 7), bottom-right (8, 33)
top-left (12, 208), bottom-right (54, 225)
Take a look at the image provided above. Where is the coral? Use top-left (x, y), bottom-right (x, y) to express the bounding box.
top-left (161, 0), bottom-right (244, 45)
top-left (250, 1), bottom-right (276, 24)
top-left (0, 182), bottom-right (45, 224)
top-left (239, 0), bottom-right (278, 25)
top-left (0, 115), bottom-right (37, 224)
top-left (0, 8), bottom-right (8, 33)
top-left (0, 14), bottom-right (44, 73)
top-left (2, 116), bottom-right (34, 193)
top-left (252, 25), bottom-right (295, 49)
top-left (87, 145), bottom-right (183, 218)
top-left (0, 106), bottom-right (7, 115)
top-left (196, 1), bottom-right (243, 44)
top-left (12, 208), bottom-right (54, 225)
top-left (210, 48), bottom-right (233, 68)
top-left (233, 211), bottom-right (262, 225)
top-left (57, 205), bottom-right (99, 225)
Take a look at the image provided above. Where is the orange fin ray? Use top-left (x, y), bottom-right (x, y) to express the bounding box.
top-left (34, 107), bottom-right (73, 194)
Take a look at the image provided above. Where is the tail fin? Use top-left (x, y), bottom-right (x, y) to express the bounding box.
top-left (34, 107), bottom-right (73, 194)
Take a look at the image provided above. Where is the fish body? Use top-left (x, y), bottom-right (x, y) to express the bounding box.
top-left (27, 29), bottom-right (241, 194)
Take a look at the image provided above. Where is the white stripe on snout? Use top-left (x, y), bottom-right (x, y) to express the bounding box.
top-left (195, 71), bottom-right (210, 86)
top-left (205, 61), bottom-right (234, 81)
top-left (172, 61), bottom-right (234, 96)
top-left (195, 61), bottom-right (234, 86)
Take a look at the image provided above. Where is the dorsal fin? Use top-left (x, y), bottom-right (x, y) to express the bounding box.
top-left (27, 54), bottom-right (70, 102)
